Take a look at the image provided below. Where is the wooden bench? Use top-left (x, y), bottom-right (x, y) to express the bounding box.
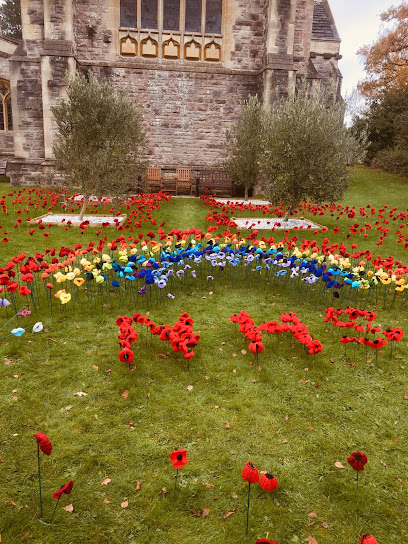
top-left (197, 170), bottom-right (234, 197)
top-left (145, 166), bottom-right (164, 192)
top-left (0, 160), bottom-right (7, 177)
top-left (175, 167), bottom-right (193, 196)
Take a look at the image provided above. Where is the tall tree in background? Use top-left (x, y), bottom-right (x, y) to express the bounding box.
top-left (260, 85), bottom-right (353, 220)
top-left (0, 0), bottom-right (22, 40)
top-left (358, 2), bottom-right (408, 98)
top-left (223, 95), bottom-right (262, 200)
top-left (52, 71), bottom-right (146, 220)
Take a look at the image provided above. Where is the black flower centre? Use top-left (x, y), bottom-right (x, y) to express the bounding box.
top-left (177, 454), bottom-right (182, 461)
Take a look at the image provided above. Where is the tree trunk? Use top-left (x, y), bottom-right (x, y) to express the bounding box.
top-left (283, 204), bottom-right (292, 222)
top-left (245, 185), bottom-right (249, 200)
top-left (79, 198), bottom-right (87, 222)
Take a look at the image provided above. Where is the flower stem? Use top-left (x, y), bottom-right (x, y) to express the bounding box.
top-left (49, 497), bottom-right (60, 523)
top-left (37, 443), bottom-right (43, 518)
top-left (245, 483), bottom-right (251, 540)
top-left (173, 468), bottom-right (179, 498)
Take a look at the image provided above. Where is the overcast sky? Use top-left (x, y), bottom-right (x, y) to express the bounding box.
top-left (329, 0), bottom-right (397, 96)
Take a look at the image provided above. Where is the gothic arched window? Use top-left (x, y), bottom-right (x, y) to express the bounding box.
top-left (0, 80), bottom-right (12, 131)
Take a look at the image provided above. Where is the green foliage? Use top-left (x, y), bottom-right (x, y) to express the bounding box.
top-left (351, 87), bottom-right (408, 164)
top-left (0, 0), bottom-right (21, 40)
top-left (223, 95), bottom-right (262, 199)
top-left (260, 86), bottom-right (351, 217)
top-left (52, 71), bottom-right (146, 215)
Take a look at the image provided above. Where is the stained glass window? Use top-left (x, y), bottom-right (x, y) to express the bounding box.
top-left (185, 0), bottom-right (202, 32)
top-left (163, 0), bottom-right (180, 31)
top-left (141, 0), bottom-right (158, 29)
top-left (205, 0), bottom-right (222, 34)
top-left (120, 0), bottom-right (137, 27)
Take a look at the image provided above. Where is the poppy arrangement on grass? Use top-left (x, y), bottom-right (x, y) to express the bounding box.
top-left (35, 432), bottom-right (52, 518)
top-left (231, 310), bottom-right (323, 362)
top-left (116, 312), bottom-right (200, 368)
top-left (170, 449), bottom-right (188, 496)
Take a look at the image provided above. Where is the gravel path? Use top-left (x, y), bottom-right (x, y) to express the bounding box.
top-left (30, 214), bottom-right (125, 225)
top-left (215, 199), bottom-right (271, 206)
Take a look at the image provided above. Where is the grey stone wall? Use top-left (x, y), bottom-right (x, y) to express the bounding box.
top-left (87, 63), bottom-right (258, 168)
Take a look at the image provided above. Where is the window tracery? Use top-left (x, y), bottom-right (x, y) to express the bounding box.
top-left (0, 80), bottom-right (12, 131)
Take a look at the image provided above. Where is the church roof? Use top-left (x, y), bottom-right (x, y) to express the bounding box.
top-left (312, 0), bottom-right (340, 41)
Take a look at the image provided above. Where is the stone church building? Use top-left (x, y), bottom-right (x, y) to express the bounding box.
top-left (0, 0), bottom-right (342, 186)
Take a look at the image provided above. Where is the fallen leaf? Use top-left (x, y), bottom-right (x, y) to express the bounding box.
top-left (330, 358), bottom-right (335, 365)
top-left (160, 487), bottom-right (167, 495)
top-left (11, 389), bottom-right (17, 393)
top-left (307, 537), bottom-right (319, 544)
top-left (282, 439), bottom-right (288, 444)
top-left (135, 480), bottom-right (141, 491)
top-left (187, 385), bottom-right (194, 391)
top-left (0, 458), bottom-right (3, 463)
top-left (231, 492), bottom-right (238, 499)
top-left (3, 357), bottom-right (15, 365)
top-left (404, 395), bottom-right (408, 400)
top-left (92, 365), bottom-right (99, 370)
top-left (301, 379), bottom-right (308, 385)
top-left (12, 396), bottom-right (18, 401)
top-left (241, 349), bottom-right (247, 355)
top-left (62, 405), bottom-right (73, 414)
top-left (122, 390), bottom-right (129, 399)
top-left (105, 369), bottom-right (111, 375)
top-left (307, 425), bottom-right (313, 431)
top-left (126, 422), bottom-right (134, 428)
top-left (157, 353), bottom-right (168, 358)
top-left (75, 325), bottom-right (80, 329)
top-left (208, 291), bottom-right (213, 295)
top-left (225, 422), bottom-right (230, 429)
top-left (321, 522), bottom-right (329, 529)
top-left (121, 500), bottom-right (128, 509)
top-left (304, 367), bottom-right (309, 372)
top-left (100, 478), bottom-right (111, 485)
top-left (232, 353), bottom-right (237, 358)
top-left (21, 531), bottom-right (29, 539)
top-left (190, 509), bottom-right (201, 517)
top-left (380, 460), bottom-right (387, 467)
top-left (202, 508), bottom-right (210, 518)
top-left (74, 391), bottom-right (87, 397)
top-left (308, 512), bottom-right (318, 518)
top-left (335, 461), bottom-right (345, 469)
top-left (7, 500), bottom-right (16, 506)
top-left (223, 509), bottom-right (236, 520)
top-left (103, 498), bottom-right (110, 503)
top-left (214, 405), bottom-right (219, 409)
top-left (63, 504), bottom-right (74, 513)
top-left (200, 482), bottom-right (214, 488)
top-left (284, 415), bottom-right (289, 421)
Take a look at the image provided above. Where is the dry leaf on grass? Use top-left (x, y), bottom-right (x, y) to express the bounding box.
top-left (200, 482), bottom-right (214, 488)
top-left (190, 509), bottom-right (201, 517)
top-left (74, 391), bottom-right (87, 397)
top-left (160, 487), bottom-right (167, 495)
top-left (92, 365), bottom-right (99, 370)
top-left (308, 512), bottom-right (317, 518)
top-left (231, 492), bottom-right (238, 499)
top-left (100, 478), bottom-right (111, 485)
top-left (241, 349), bottom-right (247, 355)
top-left (121, 500), bottom-right (128, 509)
top-left (62, 405), bottom-right (73, 413)
top-left (103, 498), bottom-right (110, 504)
top-left (122, 390), bottom-right (129, 399)
top-left (335, 461), bottom-right (345, 469)
top-left (135, 480), bottom-right (141, 491)
top-left (186, 385), bottom-right (194, 391)
top-left (223, 509), bottom-right (236, 519)
top-left (21, 531), bottom-right (30, 539)
top-left (202, 508), bottom-right (210, 518)
top-left (63, 504), bottom-right (74, 513)
top-left (307, 537), bottom-right (319, 544)
top-left (321, 522), bottom-right (329, 529)
top-left (225, 422), bottom-right (230, 429)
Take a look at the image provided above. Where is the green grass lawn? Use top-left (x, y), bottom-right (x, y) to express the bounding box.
top-left (0, 168), bottom-right (407, 544)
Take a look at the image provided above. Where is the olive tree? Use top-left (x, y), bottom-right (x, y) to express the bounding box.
top-left (223, 95), bottom-right (263, 200)
top-left (260, 85), bottom-right (352, 220)
top-left (52, 71), bottom-right (146, 220)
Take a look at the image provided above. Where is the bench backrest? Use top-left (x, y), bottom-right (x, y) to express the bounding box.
top-left (200, 170), bottom-right (233, 184)
top-left (146, 167), bottom-right (162, 181)
top-left (176, 167), bottom-right (192, 182)
top-left (0, 160), bottom-right (7, 175)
